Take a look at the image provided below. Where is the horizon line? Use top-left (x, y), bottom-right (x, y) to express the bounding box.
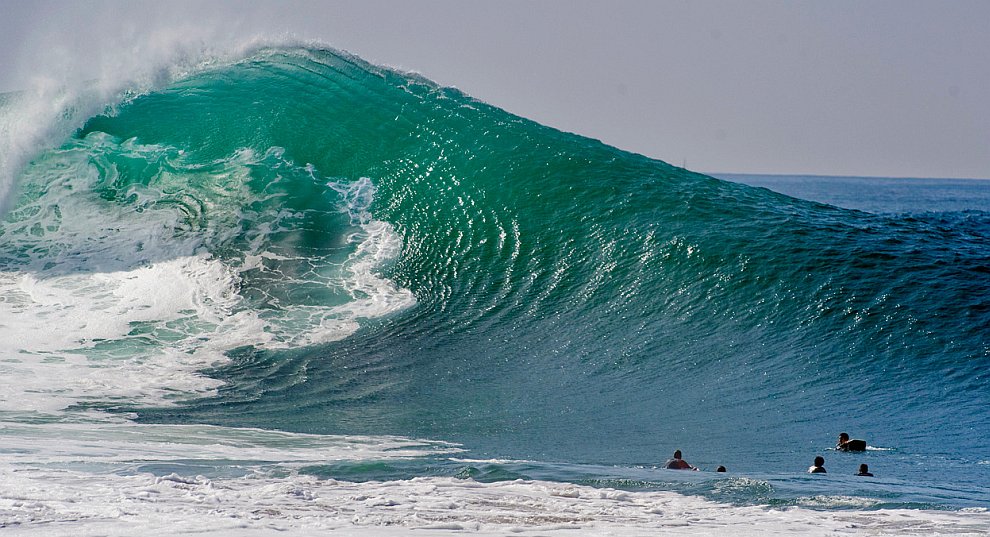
top-left (702, 171), bottom-right (990, 182)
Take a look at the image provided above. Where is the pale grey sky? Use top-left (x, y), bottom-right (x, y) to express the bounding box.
top-left (2, 0), bottom-right (988, 178)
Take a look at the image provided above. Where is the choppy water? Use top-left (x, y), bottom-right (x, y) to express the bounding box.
top-left (0, 45), bottom-right (987, 534)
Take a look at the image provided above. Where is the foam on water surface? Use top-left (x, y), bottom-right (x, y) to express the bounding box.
top-left (1, 454), bottom-right (987, 535)
top-left (0, 130), bottom-right (416, 414)
top-left (2, 422), bottom-right (983, 536)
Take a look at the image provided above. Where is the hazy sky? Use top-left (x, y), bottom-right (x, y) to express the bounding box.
top-left (2, 0), bottom-right (988, 178)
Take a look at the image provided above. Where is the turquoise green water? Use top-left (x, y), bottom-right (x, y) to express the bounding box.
top-left (2, 46), bottom-right (988, 509)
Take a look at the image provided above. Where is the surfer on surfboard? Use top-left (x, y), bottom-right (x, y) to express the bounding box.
top-left (836, 432), bottom-right (867, 451)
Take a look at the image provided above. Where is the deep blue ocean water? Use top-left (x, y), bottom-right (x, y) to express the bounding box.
top-left (1, 46), bottom-right (987, 516)
top-left (716, 173), bottom-right (990, 214)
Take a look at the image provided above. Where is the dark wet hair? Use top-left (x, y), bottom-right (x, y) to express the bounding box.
top-left (859, 463), bottom-right (869, 473)
top-left (814, 456), bottom-right (825, 466)
top-left (839, 432), bottom-right (849, 441)
top-left (673, 450), bottom-right (682, 459)
top-left (716, 466), bottom-right (726, 472)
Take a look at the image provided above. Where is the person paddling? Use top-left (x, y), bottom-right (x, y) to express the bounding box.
top-left (664, 450), bottom-right (697, 470)
top-left (836, 432), bottom-right (867, 452)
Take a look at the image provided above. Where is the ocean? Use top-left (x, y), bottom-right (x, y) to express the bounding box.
top-left (0, 45), bottom-right (987, 535)
top-left (714, 173), bottom-right (990, 215)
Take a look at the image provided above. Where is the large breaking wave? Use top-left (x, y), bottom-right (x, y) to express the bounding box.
top-left (1, 45), bottom-right (987, 514)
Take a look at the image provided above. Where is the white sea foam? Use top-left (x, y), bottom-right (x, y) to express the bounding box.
top-left (0, 423), bottom-right (987, 536)
top-left (0, 438), bottom-right (990, 537)
top-left (0, 255), bottom-right (242, 414)
top-left (0, 138), bottom-right (247, 413)
top-left (0, 422), bottom-right (459, 466)
top-left (0, 136), bottom-right (415, 415)
top-left (330, 178), bottom-right (417, 321)
top-left (3, 423), bottom-right (985, 537)
top-left (0, 231), bottom-right (411, 415)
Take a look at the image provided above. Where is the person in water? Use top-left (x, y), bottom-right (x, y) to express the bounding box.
top-left (664, 450), bottom-right (696, 470)
top-left (836, 432), bottom-right (867, 451)
top-left (808, 456), bottom-right (827, 473)
top-left (716, 466), bottom-right (727, 472)
top-left (856, 463), bottom-right (874, 477)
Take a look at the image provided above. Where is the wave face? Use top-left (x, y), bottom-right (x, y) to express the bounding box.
top-left (2, 46), bottom-right (988, 509)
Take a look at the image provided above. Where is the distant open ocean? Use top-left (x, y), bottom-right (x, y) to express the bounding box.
top-left (1, 44), bottom-right (987, 535)
top-left (714, 173), bottom-right (990, 214)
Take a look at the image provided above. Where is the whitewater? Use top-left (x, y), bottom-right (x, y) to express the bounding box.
top-left (0, 43), bottom-right (987, 535)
